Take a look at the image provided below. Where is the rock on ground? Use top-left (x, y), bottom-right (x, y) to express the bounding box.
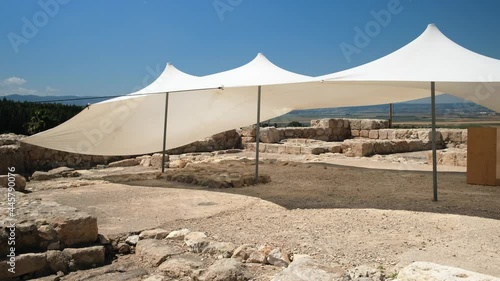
top-left (397, 262), bottom-right (500, 281)
top-left (62, 246), bottom-right (105, 270)
top-left (136, 239), bottom-right (184, 267)
top-left (139, 228), bottom-right (170, 240)
top-left (125, 235), bottom-right (140, 245)
top-left (157, 254), bottom-right (204, 278)
top-left (231, 244), bottom-right (257, 261)
top-left (203, 258), bottom-right (252, 281)
top-left (267, 248), bottom-right (290, 267)
top-left (108, 158), bottom-right (140, 168)
top-left (0, 252), bottom-right (48, 279)
top-left (167, 228), bottom-right (191, 240)
top-left (184, 231), bottom-right (209, 253)
top-left (202, 241), bottom-right (237, 258)
top-left (272, 255), bottom-right (345, 281)
top-left (0, 173), bottom-right (26, 191)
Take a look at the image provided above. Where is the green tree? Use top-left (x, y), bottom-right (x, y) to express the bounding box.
top-left (287, 121), bottom-right (304, 127)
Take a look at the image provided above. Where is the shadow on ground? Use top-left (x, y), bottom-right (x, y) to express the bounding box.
top-left (120, 162), bottom-right (500, 221)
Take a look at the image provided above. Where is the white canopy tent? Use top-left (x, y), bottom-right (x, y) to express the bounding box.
top-left (21, 54), bottom-right (314, 157)
top-left (21, 54), bottom-right (439, 156)
top-left (21, 24), bottom-right (500, 199)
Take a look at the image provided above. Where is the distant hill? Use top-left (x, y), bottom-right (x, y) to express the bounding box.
top-left (1, 94), bottom-right (112, 106)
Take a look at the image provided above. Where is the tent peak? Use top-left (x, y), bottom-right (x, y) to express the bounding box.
top-left (253, 52), bottom-right (268, 62)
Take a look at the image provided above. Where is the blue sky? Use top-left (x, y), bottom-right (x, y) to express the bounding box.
top-left (1, 0), bottom-right (500, 97)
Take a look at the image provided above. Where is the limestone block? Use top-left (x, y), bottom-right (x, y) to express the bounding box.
top-left (360, 119), bottom-right (373, 130)
top-left (300, 147), bottom-right (326, 155)
top-left (391, 140), bottom-right (409, 153)
top-left (0, 174), bottom-right (26, 192)
top-left (241, 137), bottom-right (255, 144)
top-left (349, 119), bottom-right (361, 130)
top-left (265, 144), bottom-right (280, 154)
top-left (31, 171), bottom-right (56, 181)
top-left (342, 140), bottom-right (374, 157)
top-left (62, 246), bottom-right (105, 270)
top-left (373, 140), bottom-right (393, 155)
top-left (386, 129), bottom-right (396, 140)
top-left (107, 158), bottom-right (139, 168)
top-left (240, 125), bottom-right (256, 137)
top-left (398, 261), bottom-right (500, 281)
top-left (378, 129), bottom-right (389, 140)
top-left (408, 140), bottom-right (424, 151)
top-left (284, 128), bottom-right (295, 138)
top-left (285, 145), bottom-right (301, 155)
top-left (330, 144), bottom-right (342, 154)
top-left (260, 127), bottom-right (280, 143)
top-left (368, 130), bottom-right (379, 139)
top-left (151, 153), bottom-right (169, 169)
top-left (52, 215), bottom-right (98, 247)
top-left (0, 253), bottom-right (48, 279)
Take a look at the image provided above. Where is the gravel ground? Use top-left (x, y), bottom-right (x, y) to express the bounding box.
top-left (30, 153), bottom-right (500, 278)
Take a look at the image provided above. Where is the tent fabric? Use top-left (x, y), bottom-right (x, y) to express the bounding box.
top-left (21, 54), bottom-right (314, 155)
top-left (22, 54), bottom-right (437, 156)
top-left (22, 24), bottom-right (500, 156)
top-left (320, 24), bottom-right (500, 112)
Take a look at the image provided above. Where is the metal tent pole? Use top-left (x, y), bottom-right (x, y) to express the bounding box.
top-left (389, 103), bottom-right (393, 128)
top-left (431, 82), bottom-right (438, 201)
top-left (161, 92), bottom-right (170, 173)
top-left (255, 86), bottom-right (262, 184)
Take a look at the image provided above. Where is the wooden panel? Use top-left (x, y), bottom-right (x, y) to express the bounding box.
top-left (467, 127), bottom-right (498, 186)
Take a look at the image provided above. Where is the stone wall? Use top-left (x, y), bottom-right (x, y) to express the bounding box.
top-left (353, 128), bottom-right (467, 148)
top-left (242, 118), bottom-right (465, 149)
top-left (0, 130), bottom-right (242, 175)
top-left (240, 119), bottom-right (354, 144)
top-left (0, 133), bottom-right (127, 175)
top-left (240, 119), bottom-right (468, 159)
top-left (165, 129), bottom-right (241, 155)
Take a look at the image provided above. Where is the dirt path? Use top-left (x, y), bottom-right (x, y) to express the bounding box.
top-left (35, 182), bottom-right (260, 234)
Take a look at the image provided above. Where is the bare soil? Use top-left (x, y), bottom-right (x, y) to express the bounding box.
top-left (31, 154), bottom-right (500, 278)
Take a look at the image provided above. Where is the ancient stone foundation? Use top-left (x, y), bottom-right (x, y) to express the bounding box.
top-left (0, 189), bottom-right (107, 280)
top-left (0, 129), bottom-right (240, 175)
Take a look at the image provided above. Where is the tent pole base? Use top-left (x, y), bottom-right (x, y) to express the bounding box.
top-left (431, 82), bottom-right (438, 201)
top-left (255, 86), bottom-right (262, 184)
top-left (161, 92), bottom-right (169, 174)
